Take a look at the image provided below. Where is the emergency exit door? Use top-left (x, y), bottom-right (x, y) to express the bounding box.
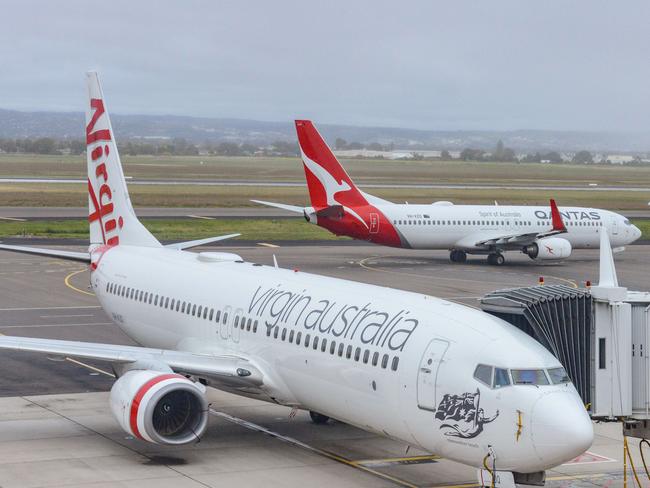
top-left (417, 338), bottom-right (449, 411)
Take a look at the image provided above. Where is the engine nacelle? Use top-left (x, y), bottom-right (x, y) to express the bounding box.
top-left (524, 237), bottom-right (572, 260)
top-left (110, 369), bottom-right (208, 445)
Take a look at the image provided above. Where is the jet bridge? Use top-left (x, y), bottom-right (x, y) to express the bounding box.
top-left (480, 232), bottom-right (650, 435)
top-left (480, 284), bottom-right (592, 405)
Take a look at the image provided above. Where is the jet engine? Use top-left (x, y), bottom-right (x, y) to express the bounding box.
top-left (523, 237), bottom-right (572, 260)
top-left (110, 369), bottom-right (208, 445)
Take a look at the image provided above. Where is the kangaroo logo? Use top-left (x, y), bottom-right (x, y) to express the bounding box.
top-left (301, 150), bottom-right (368, 229)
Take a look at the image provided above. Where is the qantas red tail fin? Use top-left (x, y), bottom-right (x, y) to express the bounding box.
top-left (295, 120), bottom-right (368, 209)
top-left (550, 199), bottom-right (567, 232)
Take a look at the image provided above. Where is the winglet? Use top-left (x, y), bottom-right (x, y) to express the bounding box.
top-left (550, 199), bottom-right (566, 232)
top-left (598, 229), bottom-right (618, 287)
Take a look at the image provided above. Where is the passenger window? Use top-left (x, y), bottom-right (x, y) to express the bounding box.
top-left (363, 350), bottom-right (370, 364)
top-left (548, 367), bottom-right (570, 384)
top-left (354, 347), bottom-right (361, 361)
top-left (215, 310), bottom-right (220, 321)
top-left (234, 316), bottom-right (239, 328)
top-left (247, 318), bottom-right (252, 331)
top-left (273, 327), bottom-right (279, 339)
top-left (253, 320), bottom-right (258, 333)
top-left (381, 354), bottom-right (389, 369)
top-left (391, 356), bottom-right (399, 371)
top-left (289, 330), bottom-right (294, 343)
top-left (321, 339), bottom-right (327, 352)
top-left (154, 295), bottom-right (158, 306)
top-left (330, 341), bottom-right (336, 354)
top-left (203, 308), bottom-right (208, 319)
top-left (198, 306), bottom-right (203, 317)
top-left (171, 298), bottom-right (175, 309)
top-left (346, 345), bottom-right (352, 359)
top-left (181, 302), bottom-right (186, 313)
top-left (511, 369), bottom-right (549, 385)
top-left (281, 328), bottom-right (287, 341)
top-left (192, 304), bottom-right (197, 316)
top-left (223, 312), bottom-right (228, 323)
top-left (305, 333), bottom-right (311, 347)
top-left (313, 336), bottom-right (319, 349)
top-left (266, 326), bottom-right (272, 337)
top-left (493, 368), bottom-right (510, 388)
top-left (372, 352), bottom-right (379, 366)
top-left (338, 343), bottom-right (344, 357)
top-left (473, 364), bottom-right (493, 386)
top-left (209, 309), bottom-right (213, 320)
top-left (296, 332), bottom-right (302, 345)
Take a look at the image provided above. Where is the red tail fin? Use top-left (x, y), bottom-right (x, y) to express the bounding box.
top-left (295, 120), bottom-right (367, 209)
top-left (550, 199), bottom-right (567, 232)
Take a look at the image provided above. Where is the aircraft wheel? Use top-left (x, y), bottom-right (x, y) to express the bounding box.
top-left (487, 253), bottom-right (505, 265)
top-left (450, 250), bottom-right (467, 263)
top-left (309, 411), bottom-right (330, 424)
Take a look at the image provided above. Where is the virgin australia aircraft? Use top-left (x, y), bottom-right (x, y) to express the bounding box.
top-left (0, 73), bottom-right (592, 480)
top-left (254, 120), bottom-right (641, 265)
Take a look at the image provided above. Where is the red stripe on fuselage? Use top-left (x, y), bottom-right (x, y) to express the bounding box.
top-left (129, 373), bottom-right (183, 440)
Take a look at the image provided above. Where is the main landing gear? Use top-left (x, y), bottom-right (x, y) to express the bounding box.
top-left (487, 253), bottom-right (505, 266)
top-left (309, 411), bottom-right (330, 424)
top-left (449, 249), bottom-right (467, 263)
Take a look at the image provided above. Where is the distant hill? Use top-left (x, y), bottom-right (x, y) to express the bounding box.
top-left (0, 108), bottom-right (649, 152)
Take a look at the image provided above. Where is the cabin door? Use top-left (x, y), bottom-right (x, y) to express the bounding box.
top-left (417, 338), bottom-right (449, 411)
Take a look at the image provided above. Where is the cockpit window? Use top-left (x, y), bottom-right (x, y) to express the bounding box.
top-left (624, 219), bottom-right (632, 226)
top-left (493, 368), bottom-right (511, 388)
top-left (548, 367), bottom-right (571, 384)
top-left (511, 369), bottom-right (549, 385)
top-left (473, 364), bottom-right (493, 386)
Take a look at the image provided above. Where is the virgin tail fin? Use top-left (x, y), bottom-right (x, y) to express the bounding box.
top-left (86, 72), bottom-right (160, 248)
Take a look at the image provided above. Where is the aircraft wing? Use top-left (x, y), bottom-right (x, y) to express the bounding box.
top-left (250, 200), bottom-right (305, 214)
top-left (0, 335), bottom-right (264, 387)
top-left (165, 233), bottom-right (241, 250)
top-left (0, 244), bottom-right (90, 262)
top-left (473, 199), bottom-right (568, 249)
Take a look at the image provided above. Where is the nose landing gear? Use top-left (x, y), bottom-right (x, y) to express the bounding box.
top-left (487, 253), bottom-right (505, 266)
top-left (449, 250), bottom-right (467, 263)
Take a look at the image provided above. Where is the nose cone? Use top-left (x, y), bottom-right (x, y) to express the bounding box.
top-left (531, 391), bottom-right (593, 468)
top-left (632, 225), bottom-right (642, 242)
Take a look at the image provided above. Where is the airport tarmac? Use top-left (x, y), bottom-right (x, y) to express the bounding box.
top-left (0, 243), bottom-right (648, 487)
top-left (0, 206), bottom-right (649, 221)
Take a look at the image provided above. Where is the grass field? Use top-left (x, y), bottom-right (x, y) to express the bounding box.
top-left (0, 154), bottom-right (648, 210)
top-left (1, 153), bottom-right (650, 187)
top-left (0, 218), bottom-right (346, 241)
top-left (0, 218), bottom-right (647, 241)
top-left (0, 181), bottom-right (645, 210)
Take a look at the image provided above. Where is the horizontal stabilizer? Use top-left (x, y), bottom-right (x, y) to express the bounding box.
top-left (251, 200), bottom-right (305, 214)
top-left (165, 233), bottom-right (241, 250)
top-left (0, 243), bottom-right (90, 262)
top-left (315, 205), bottom-right (344, 219)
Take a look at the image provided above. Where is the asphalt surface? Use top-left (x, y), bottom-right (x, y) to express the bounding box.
top-left (1, 206), bottom-right (649, 221)
top-left (2, 177), bottom-right (650, 192)
top-left (0, 242), bottom-right (648, 487)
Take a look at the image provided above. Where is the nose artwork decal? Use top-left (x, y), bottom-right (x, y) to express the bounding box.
top-left (435, 389), bottom-right (499, 438)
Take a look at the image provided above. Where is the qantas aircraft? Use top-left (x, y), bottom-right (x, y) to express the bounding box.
top-left (0, 73), bottom-right (592, 480)
top-left (254, 121), bottom-right (641, 265)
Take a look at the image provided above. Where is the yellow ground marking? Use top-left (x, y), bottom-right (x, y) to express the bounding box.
top-left (65, 357), bottom-right (115, 377)
top-left (64, 269), bottom-right (95, 296)
top-left (211, 409), bottom-right (419, 488)
top-left (351, 454), bottom-right (441, 465)
top-left (258, 242), bottom-right (280, 248)
top-left (434, 472), bottom-right (606, 488)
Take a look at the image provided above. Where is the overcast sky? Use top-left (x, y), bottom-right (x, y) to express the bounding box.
top-left (1, 1), bottom-right (648, 131)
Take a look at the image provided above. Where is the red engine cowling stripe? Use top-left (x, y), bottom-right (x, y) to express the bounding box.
top-left (129, 373), bottom-right (184, 440)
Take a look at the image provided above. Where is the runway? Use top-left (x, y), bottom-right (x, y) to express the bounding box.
top-left (1, 206), bottom-right (649, 221)
top-left (2, 177), bottom-right (650, 192)
top-left (0, 243), bottom-right (648, 487)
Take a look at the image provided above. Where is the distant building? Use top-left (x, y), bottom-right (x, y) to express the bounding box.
top-left (605, 154), bottom-right (635, 165)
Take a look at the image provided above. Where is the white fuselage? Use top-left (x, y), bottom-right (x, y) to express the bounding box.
top-left (379, 204), bottom-right (639, 251)
top-left (90, 245), bottom-right (592, 472)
